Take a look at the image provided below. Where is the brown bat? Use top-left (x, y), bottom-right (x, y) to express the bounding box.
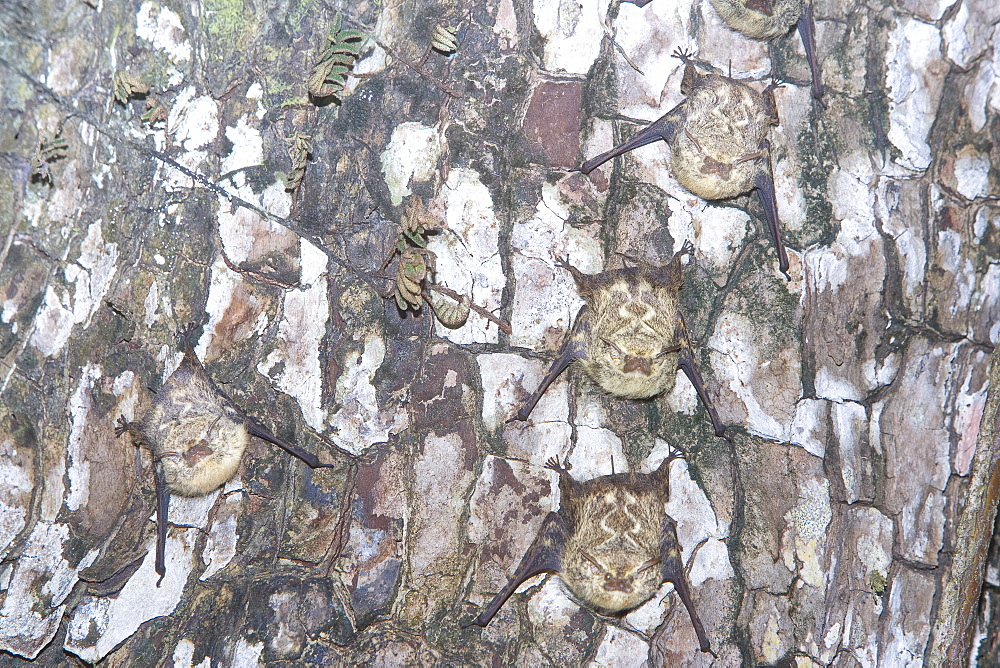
top-left (711, 0), bottom-right (823, 99)
top-left (116, 344), bottom-right (333, 585)
top-left (512, 242), bottom-right (726, 437)
top-left (466, 456), bottom-right (712, 654)
top-left (580, 50), bottom-right (789, 278)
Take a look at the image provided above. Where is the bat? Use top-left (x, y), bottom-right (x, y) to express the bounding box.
top-left (580, 50), bottom-right (790, 278)
top-left (466, 455), bottom-right (712, 654)
top-left (115, 344), bottom-right (333, 585)
top-left (512, 242), bottom-right (727, 437)
top-left (710, 0), bottom-right (824, 99)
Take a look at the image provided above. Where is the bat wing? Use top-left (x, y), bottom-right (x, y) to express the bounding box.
top-left (466, 511), bottom-right (570, 627)
top-left (796, 4), bottom-right (824, 100)
top-left (674, 315), bottom-right (727, 438)
top-left (245, 420), bottom-right (334, 469)
top-left (153, 462), bottom-right (169, 586)
top-left (752, 153), bottom-right (790, 278)
top-left (512, 305), bottom-right (591, 421)
top-left (660, 515), bottom-right (711, 652)
top-left (580, 105), bottom-right (683, 175)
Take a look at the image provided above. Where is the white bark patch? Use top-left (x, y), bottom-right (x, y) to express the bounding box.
top-left (172, 638), bottom-right (210, 668)
top-left (500, 360), bottom-right (573, 465)
top-left (136, 1), bottom-right (192, 64)
top-left (326, 334), bottom-right (405, 455)
top-left (709, 311), bottom-right (801, 441)
top-left (197, 490), bottom-right (241, 581)
top-left (568, 395), bottom-right (624, 480)
top-left (408, 432), bottom-right (475, 580)
top-left (64, 530), bottom-right (199, 662)
top-left (783, 477), bottom-right (831, 589)
top-left (257, 278), bottom-right (328, 432)
top-left (613, 0), bottom-right (692, 117)
top-left (590, 626), bottom-right (649, 666)
top-left (657, 448), bottom-right (734, 587)
top-left (220, 116), bottom-right (263, 175)
top-left (477, 353), bottom-right (538, 432)
top-left (941, 0), bottom-right (992, 69)
top-left (953, 146), bottom-right (991, 199)
top-left (884, 568), bottom-right (934, 664)
top-left (0, 522), bottom-right (95, 659)
top-left (29, 287), bottom-right (74, 357)
top-left (966, 31), bottom-right (1000, 132)
top-left (789, 399), bottom-right (827, 457)
top-left (427, 169), bottom-right (505, 343)
top-left (380, 122), bottom-right (443, 206)
top-left (66, 363), bottom-right (102, 511)
top-left (229, 637), bottom-right (264, 665)
top-left (665, 369), bottom-right (699, 415)
top-left (495, 0), bottom-right (519, 49)
top-left (832, 401), bottom-right (868, 503)
top-left (510, 181), bottom-right (601, 349)
top-left (217, 181), bottom-right (295, 265)
top-left (0, 436), bottom-right (33, 561)
top-left (531, 0), bottom-right (611, 75)
top-left (30, 222), bottom-right (118, 357)
top-left (195, 257), bottom-right (257, 361)
top-left (953, 354), bottom-right (987, 476)
top-left (46, 41), bottom-right (82, 95)
top-left (144, 279), bottom-right (160, 327)
top-left (885, 18), bottom-right (945, 171)
top-left (168, 88), bottom-right (219, 153)
top-left (527, 575), bottom-right (576, 625)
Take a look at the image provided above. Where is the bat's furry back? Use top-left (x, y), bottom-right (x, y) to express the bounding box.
top-left (669, 70), bottom-right (778, 201)
top-left (710, 0), bottom-right (802, 40)
top-left (124, 353), bottom-right (249, 496)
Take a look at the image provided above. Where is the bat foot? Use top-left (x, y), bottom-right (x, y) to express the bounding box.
top-left (114, 415), bottom-right (129, 437)
top-left (671, 47), bottom-right (695, 63)
top-left (545, 456), bottom-right (571, 473)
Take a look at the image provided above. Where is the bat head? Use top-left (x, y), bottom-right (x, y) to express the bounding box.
top-left (580, 273), bottom-right (682, 400)
top-left (561, 543), bottom-right (663, 613)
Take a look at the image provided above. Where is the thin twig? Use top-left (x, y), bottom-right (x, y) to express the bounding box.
top-left (426, 283), bottom-right (511, 335)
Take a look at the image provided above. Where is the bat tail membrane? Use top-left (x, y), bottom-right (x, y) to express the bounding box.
top-left (660, 516), bottom-right (712, 653)
top-left (465, 511), bottom-right (570, 628)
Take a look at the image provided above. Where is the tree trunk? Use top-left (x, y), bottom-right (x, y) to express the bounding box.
top-left (0, 0), bottom-right (997, 665)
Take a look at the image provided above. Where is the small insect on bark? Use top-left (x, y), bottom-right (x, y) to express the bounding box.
top-left (115, 345), bottom-right (333, 585)
top-left (710, 0), bottom-right (823, 99)
top-left (465, 455), bottom-right (712, 654)
top-left (512, 242), bottom-right (726, 437)
top-left (580, 50), bottom-right (789, 278)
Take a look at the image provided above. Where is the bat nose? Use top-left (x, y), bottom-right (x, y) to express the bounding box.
top-left (603, 577), bottom-right (632, 593)
top-left (623, 356), bottom-right (652, 376)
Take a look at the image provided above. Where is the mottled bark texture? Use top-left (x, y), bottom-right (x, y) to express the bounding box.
top-left (0, 0), bottom-right (998, 665)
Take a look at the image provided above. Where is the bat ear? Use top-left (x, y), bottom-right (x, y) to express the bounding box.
top-left (658, 241), bottom-right (692, 288)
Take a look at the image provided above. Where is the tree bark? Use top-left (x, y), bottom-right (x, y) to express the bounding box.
top-left (0, 0), bottom-right (998, 665)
